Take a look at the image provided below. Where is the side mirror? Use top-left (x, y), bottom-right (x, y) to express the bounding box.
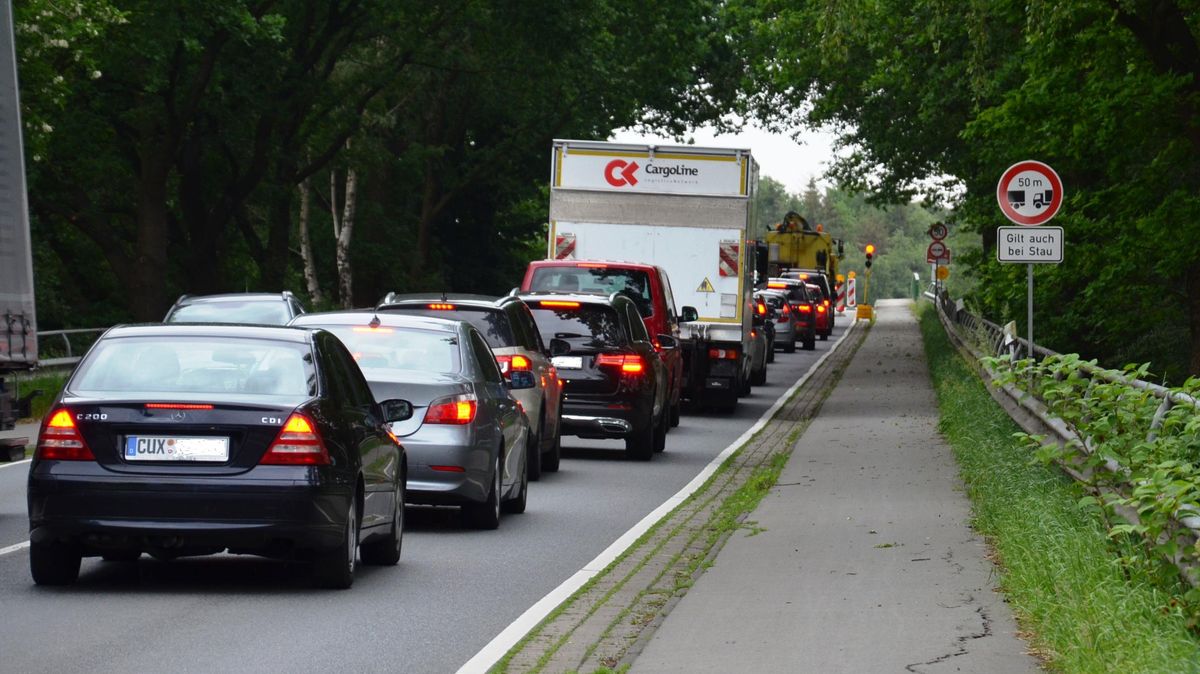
top-left (508, 370), bottom-right (536, 390)
top-left (657, 334), bottom-right (678, 350)
top-left (380, 398), bottom-right (413, 423)
top-left (680, 306), bottom-right (699, 323)
top-left (549, 338), bottom-right (571, 356)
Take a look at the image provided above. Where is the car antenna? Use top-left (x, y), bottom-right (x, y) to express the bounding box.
top-left (441, 289), bottom-right (447, 302)
top-left (369, 314), bottom-right (381, 329)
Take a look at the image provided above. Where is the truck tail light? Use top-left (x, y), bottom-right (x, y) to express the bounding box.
top-left (496, 354), bottom-right (531, 376)
top-left (261, 413), bottom-right (329, 465)
top-left (708, 348), bottom-right (739, 360)
top-left (596, 353), bottom-right (644, 374)
top-left (425, 394), bottom-right (478, 424)
top-left (36, 409), bottom-right (95, 461)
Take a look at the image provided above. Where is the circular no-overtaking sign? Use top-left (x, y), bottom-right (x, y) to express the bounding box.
top-left (928, 240), bottom-right (947, 259)
top-left (997, 160), bottom-right (1063, 226)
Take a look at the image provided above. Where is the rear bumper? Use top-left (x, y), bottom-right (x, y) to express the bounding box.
top-left (399, 426), bottom-right (493, 506)
top-left (27, 464), bottom-right (351, 555)
top-left (559, 398), bottom-right (650, 440)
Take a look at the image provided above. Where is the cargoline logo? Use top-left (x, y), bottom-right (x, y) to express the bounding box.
top-left (604, 159), bottom-right (639, 187)
top-left (645, 163), bottom-right (699, 178)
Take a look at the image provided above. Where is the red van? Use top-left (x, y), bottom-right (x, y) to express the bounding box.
top-left (521, 260), bottom-right (684, 427)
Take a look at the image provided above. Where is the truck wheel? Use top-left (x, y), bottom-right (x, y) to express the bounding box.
top-left (625, 418), bottom-right (654, 461)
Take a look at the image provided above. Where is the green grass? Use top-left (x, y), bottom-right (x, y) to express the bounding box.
top-left (917, 302), bottom-right (1200, 673)
top-left (9, 371), bottom-right (68, 422)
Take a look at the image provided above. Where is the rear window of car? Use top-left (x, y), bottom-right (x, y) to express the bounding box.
top-left (527, 303), bottom-right (626, 348)
top-left (529, 267), bottom-right (653, 317)
top-left (70, 336), bottom-right (316, 397)
top-left (758, 294), bottom-right (786, 309)
top-left (385, 306), bottom-right (516, 348)
top-left (167, 300), bottom-right (291, 325)
top-left (315, 324), bottom-right (461, 376)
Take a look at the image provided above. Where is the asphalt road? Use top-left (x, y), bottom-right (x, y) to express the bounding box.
top-left (0, 320), bottom-right (852, 674)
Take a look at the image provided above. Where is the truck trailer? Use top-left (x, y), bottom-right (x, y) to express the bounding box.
top-left (546, 140), bottom-right (765, 410)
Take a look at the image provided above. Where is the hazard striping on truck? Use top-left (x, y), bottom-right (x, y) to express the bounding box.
top-left (554, 232), bottom-right (576, 260)
top-left (718, 241), bottom-right (739, 277)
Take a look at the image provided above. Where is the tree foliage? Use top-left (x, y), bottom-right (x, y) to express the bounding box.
top-left (727, 0), bottom-right (1200, 380)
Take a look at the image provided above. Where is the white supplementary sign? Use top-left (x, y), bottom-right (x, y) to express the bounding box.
top-left (555, 149), bottom-right (746, 196)
top-left (997, 160), bottom-right (1063, 226)
top-left (996, 226), bottom-right (1063, 264)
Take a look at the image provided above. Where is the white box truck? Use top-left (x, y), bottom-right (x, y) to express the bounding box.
top-left (545, 139), bottom-right (766, 409)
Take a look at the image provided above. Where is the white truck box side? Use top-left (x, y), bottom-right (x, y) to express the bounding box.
top-left (0, 3), bottom-right (36, 370)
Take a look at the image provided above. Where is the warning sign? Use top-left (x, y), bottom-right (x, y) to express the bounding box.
top-left (718, 240), bottom-right (739, 277)
top-left (696, 277), bottom-right (715, 293)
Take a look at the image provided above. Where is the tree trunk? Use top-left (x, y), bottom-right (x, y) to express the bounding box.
top-left (1188, 262), bottom-right (1200, 376)
top-left (298, 175), bottom-right (324, 305)
top-left (133, 154), bottom-right (171, 320)
top-left (335, 162), bottom-right (358, 309)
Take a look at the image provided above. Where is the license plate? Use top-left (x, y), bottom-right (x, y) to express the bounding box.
top-left (552, 356), bottom-right (583, 370)
top-left (124, 435), bottom-right (229, 462)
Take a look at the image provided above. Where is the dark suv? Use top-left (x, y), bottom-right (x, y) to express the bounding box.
top-left (164, 292), bottom-right (306, 326)
top-left (780, 270), bottom-right (834, 338)
top-left (520, 292), bottom-right (670, 461)
top-left (375, 293), bottom-right (563, 478)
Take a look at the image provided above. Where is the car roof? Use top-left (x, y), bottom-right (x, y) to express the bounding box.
top-left (103, 323), bottom-right (315, 343)
top-left (518, 291), bottom-right (626, 308)
top-left (291, 310), bottom-right (462, 332)
top-left (378, 293), bottom-right (510, 309)
top-left (176, 292), bottom-right (292, 304)
top-left (527, 259), bottom-right (662, 272)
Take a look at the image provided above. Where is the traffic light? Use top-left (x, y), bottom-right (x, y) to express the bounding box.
top-left (865, 243), bottom-right (875, 268)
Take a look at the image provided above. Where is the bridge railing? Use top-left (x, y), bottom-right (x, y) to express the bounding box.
top-left (929, 289), bottom-right (1200, 590)
top-left (34, 328), bottom-right (105, 368)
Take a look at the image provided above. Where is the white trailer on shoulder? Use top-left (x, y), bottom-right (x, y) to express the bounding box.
top-left (546, 139), bottom-right (765, 409)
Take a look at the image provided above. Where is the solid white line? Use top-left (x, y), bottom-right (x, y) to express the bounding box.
top-left (0, 458), bottom-right (30, 470)
top-left (455, 320), bottom-right (862, 674)
top-left (0, 541), bottom-right (29, 557)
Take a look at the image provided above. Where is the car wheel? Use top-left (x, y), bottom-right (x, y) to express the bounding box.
top-left (751, 361), bottom-right (767, 386)
top-left (783, 338), bottom-right (796, 354)
top-left (805, 332), bottom-right (817, 350)
top-left (669, 397), bottom-right (681, 428)
top-left (738, 369), bottom-right (751, 397)
top-left (653, 405), bottom-right (668, 453)
top-left (313, 496), bottom-right (357, 589)
top-left (463, 453), bottom-right (502, 530)
top-left (527, 412), bottom-right (544, 482)
top-left (543, 421), bottom-right (562, 473)
top-left (625, 415), bottom-right (654, 461)
top-left (503, 443), bottom-right (529, 514)
top-left (766, 343), bottom-right (775, 363)
top-left (361, 480), bottom-right (403, 566)
top-left (30, 541), bottom-right (82, 586)
top-left (820, 331), bottom-right (828, 340)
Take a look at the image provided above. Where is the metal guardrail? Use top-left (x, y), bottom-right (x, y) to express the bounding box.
top-left (33, 328), bottom-right (104, 368)
top-left (930, 289), bottom-right (1200, 587)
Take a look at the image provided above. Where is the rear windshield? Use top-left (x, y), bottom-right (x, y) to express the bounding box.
top-left (385, 306), bottom-right (515, 347)
top-left (70, 336), bottom-right (316, 397)
top-left (528, 304), bottom-right (625, 348)
top-left (758, 294), bottom-right (786, 309)
top-left (168, 300), bottom-right (290, 325)
top-left (768, 283), bottom-right (808, 304)
top-left (529, 267), bottom-right (653, 317)
top-left (315, 325), bottom-right (461, 376)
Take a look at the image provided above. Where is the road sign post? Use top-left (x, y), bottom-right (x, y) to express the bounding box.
top-left (996, 161), bottom-right (1064, 367)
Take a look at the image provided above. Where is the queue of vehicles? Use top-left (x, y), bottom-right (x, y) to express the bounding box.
top-left (16, 141), bottom-right (849, 589)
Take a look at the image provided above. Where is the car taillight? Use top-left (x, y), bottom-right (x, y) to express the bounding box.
top-left (428, 303), bottom-right (456, 310)
top-left (540, 300), bottom-right (580, 309)
top-left (798, 304), bottom-right (813, 313)
top-left (708, 348), bottom-right (738, 360)
top-left (261, 413), bottom-right (329, 465)
top-left (823, 299), bottom-right (831, 307)
top-left (756, 302), bottom-right (766, 316)
top-left (425, 394), bottom-right (478, 424)
top-left (596, 353), bottom-right (644, 374)
top-left (817, 305), bottom-right (827, 313)
top-left (496, 354), bottom-right (532, 376)
top-left (767, 282), bottom-right (787, 289)
top-left (36, 408), bottom-right (95, 461)
top-left (145, 403), bottom-right (214, 410)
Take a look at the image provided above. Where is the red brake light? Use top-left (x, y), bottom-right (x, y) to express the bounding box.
top-left (817, 305), bottom-right (827, 313)
top-left (425, 395), bottom-right (478, 424)
top-left (767, 282), bottom-right (787, 289)
top-left (427, 303), bottom-right (456, 310)
top-left (756, 302), bottom-right (766, 316)
top-left (782, 304), bottom-right (791, 314)
top-left (145, 403), bottom-right (214, 410)
top-left (708, 348), bottom-right (738, 360)
top-left (823, 299), bottom-right (831, 306)
top-left (353, 326), bottom-right (394, 333)
top-left (798, 273), bottom-right (809, 279)
top-left (596, 353), bottom-right (644, 374)
top-left (798, 305), bottom-right (812, 313)
top-left (261, 413), bottom-right (329, 465)
top-left (37, 408), bottom-right (95, 461)
top-left (540, 300), bottom-right (581, 309)
top-left (496, 354), bottom-right (532, 375)
top-left (577, 262), bottom-right (608, 268)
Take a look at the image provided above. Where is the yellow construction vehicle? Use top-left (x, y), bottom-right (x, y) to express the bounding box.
top-left (764, 211), bottom-right (843, 280)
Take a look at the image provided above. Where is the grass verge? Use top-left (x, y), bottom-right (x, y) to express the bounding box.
top-left (917, 302), bottom-right (1200, 673)
top-left (8, 370), bottom-right (67, 422)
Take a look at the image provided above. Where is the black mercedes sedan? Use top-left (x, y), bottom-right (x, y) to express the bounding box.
top-left (27, 324), bottom-right (412, 589)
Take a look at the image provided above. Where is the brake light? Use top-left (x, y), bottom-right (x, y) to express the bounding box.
top-left (708, 348), bottom-right (738, 360)
top-left (145, 403), bottom-right (214, 410)
top-left (798, 273), bottom-right (809, 280)
top-left (496, 354), bottom-right (532, 375)
top-left (756, 302), bottom-right (766, 316)
top-left (798, 305), bottom-right (813, 313)
top-left (540, 300), bottom-right (581, 309)
top-left (767, 282), bottom-right (787, 289)
top-left (817, 305), bottom-right (827, 313)
top-left (427, 303), bottom-right (456, 310)
top-left (823, 299), bottom-right (831, 307)
top-left (596, 353), bottom-right (644, 374)
top-left (36, 408), bottom-right (95, 461)
top-left (261, 413), bottom-right (329, 465)
top-left (782, 303), bottom-right (791, 314)
top-left (353, 326), bottom-right (394, 333)
top-left (425, 394), bottom-right (478, 424)
top-left (577, 262), bottom-right (608, 268)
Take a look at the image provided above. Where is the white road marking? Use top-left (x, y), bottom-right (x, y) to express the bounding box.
top-left (0, 458), bottom-right (30, 470)
top-left (0, 541), bottom-right (29, 557)
top-left (456, 321), bottom-right (862, 674)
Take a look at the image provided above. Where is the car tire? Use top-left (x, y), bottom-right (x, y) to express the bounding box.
top-left (625, 415), bottom-right (655, 461)
top-left (30, 541), bottom-right (82, 586)
top-left (738, 369), bottom-right (751, 397)
top-left (751, 362), bottom-right (767, 386)
top-left (527, 412), bottom-right (544, 482)
top-left (502, 443), bottom-right (529, 514)
top-left (783, 338), bottom-right (796, 354)
top-left (669, 398), bottom-right (681, 428)
top-left (313, 496), bottom-right (357, 589)
top-left (543, 426), bottom-right (562, 473)
top-left (766, 343), bottom-right (775, 363)
top-left (652, 405), bottom-right (667, 453)
top-left (804, 333), bottom-right (816, 350)
top-left (463, 453), bottom-right (502, 530)
top-left (361, 480), bottom-right (403, 566)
